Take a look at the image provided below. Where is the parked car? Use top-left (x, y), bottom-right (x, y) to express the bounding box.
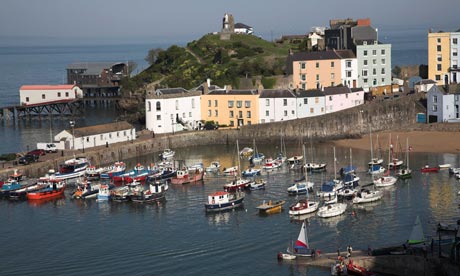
top-left (27, 149), bottom-right (46, 157)
top-left (44, 143), bottom-right (58, 153)
top-left (18, 154), bottom-right (39, 165)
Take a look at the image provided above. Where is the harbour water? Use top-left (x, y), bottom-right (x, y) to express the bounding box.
top-left (0, 28), bottom-right (428, 154)
top-left (0, 143), bottom-right (459, 276)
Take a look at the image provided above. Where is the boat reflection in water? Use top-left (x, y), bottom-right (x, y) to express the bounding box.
top-left (28, 194), bottom-right (65, 207)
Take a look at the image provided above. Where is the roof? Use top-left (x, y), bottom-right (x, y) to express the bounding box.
top-left (259, 89), bottom-right (295, 98)
top-left (414, 79), bottom-right (437, 85)
top-left (155, 88), bottom-right (189, 95)
top-left (323, 86), bottom-right (351, 95)
top-left (209, 191), bottom-right (228, 196)
top-left (207, 89), bottom-right (258, 95)
top-left (296, 90), bottom-right (325, 97)
top-left (20, 85), bottom-right (78, 90)
top-left (351, 25), bottom-right (378, 41)
top-left (67, 62), bottom-right (126, 75)
top-left (288, 50), bottom-right (355, 62)
top-left (235, 23), bottom-right (252, 29)
top-left (71, 121), bottom-right (134, 138)
top-left (335, 50), bottom-right (356, 59)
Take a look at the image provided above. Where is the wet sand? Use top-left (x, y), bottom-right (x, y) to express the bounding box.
top-left (332, 130), bottom-right (460, 154)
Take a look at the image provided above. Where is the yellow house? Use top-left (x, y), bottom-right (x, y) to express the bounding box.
top-left (200, 89), bottom-right (259, 128)
top-left (428, 31), bottom-right (450, 85)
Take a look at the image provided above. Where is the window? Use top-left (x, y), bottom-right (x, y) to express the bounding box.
top-left (373, 59), bottom-right (376, 65)
top-left (372, 68), bottom-right (376, 75)
top-left (208, 100), bottom-right (211, 107)
top-left (284, 110), bottom-right (287, 116)
top-left (435, 75), bottom-right (441, 81)
top-left (57, 92), bottom-right (61, 97)
top-left (237, 101), bottom-right (242, 108)
top-left (373, 79), bottom-right (377, 85)
top-left (329, 96), bottom-right (332, 101)
top-left (331, 73), bottom-right (335, 79)
top-left (245, 101), bottom-right (251, 108)
top-left (372, 50), bottom-right (377, 56)
top-left (229, 110), bottom-right (234, 118)
top-left (228, 100), bottom-right (234, 108)
top-left (283, 99), bottom-right (287, 106)
top-left (156, 115), bottom-right (161, 120)
top-left (346, 71), bottom-right (352, 77)
top-left (192, 99), bottom-right (195, 108)
top-left (453, 60), bottom-right (458, 69)
top-left (301, 62), bottom-right (306, 69)
top-left (315, 98), bottom-right (319, 104)
top-left (214, 100), bottom-right (218, 107)
top-left (182, 112), bottom-right (185, 118)
top-left (331, 61), bottom-right (335, 67)
top-left (265, 110), bottom-right (269, 116)
top-left (331, 82), bottom-right (335, 86)
top-left (316, 74), bottom-right (319, 81)
top-left (310, 107), bottom-right (314, 114)
top-left (246, 111), bottom-right (251, 118)
top-left (238, 111), bottom-right (242, 118)
top-left (215, 110), bottom-right (218, 116)
top-left (363, 70), bottom-right (368, 77)
top-left (453, 38), bottom-right (458, 45)
top-left (363, 78), bottom-right (368, 84)
top-left (26, 97), bottom-right (29, 102)
top-left (189, 112), bottom-right (192, 117)
top-left (321, 107), bottom-right (324, 112)
top-left (381, 68), bottom-right (385, 74)
top-left (175, 100), bottom-right (179, 110)
top-left (304, 98), bottom-right (308, 104)
top-left (316, 62), bottom-right (319, 68)
top-left (301, 74), bottom-right (306, 81)
top-left (437, 45), bottom-right (442, 52)
top-left (437, 55), bottom-right (442, 62)
top-left (207, 110), bottom-right (211, 116)
top-left (364, 60), bottom-right (368, 66)
top-left (247, 121), bottom-right (251, 125)
top-left (381, 59), bottom-right (386, 65)
top-left (363, 50), bottom-right (368, 56)
top-left (42, 94), bottom-right (46, 99)
top-left (265, 99), bottom-right (270, 106)
top-left (381, 78), bottom-right (385, 83)
top-left (381, 49), bottom-right (385, 55)
top-left (453, 49), bottom-right (458, 56)
top-left (301, 83), bottom-right (306, 90)
top-left (437, 38), bottom-right (441, 43)
top-left (346, 61), bottom-right (352, 68)
top-left (433, 95), bottom-right (438, 103)
top-left (345, 94), bottom-right (348, 99)
top-left (437, 64), bottom-right (442, 71)
top-left (229, 120), bottom-right (234, 127)
top-left (156, 101), bottom-right (161, 111)
top-left (432, 105), bottom-right (437, 112)
top-left (100, 134), bottom-right (103, 140)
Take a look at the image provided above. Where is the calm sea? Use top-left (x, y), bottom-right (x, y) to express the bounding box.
top-left (0, 28), bottom-right (426, 154)
top-left (0, 143), bottom-right (459, 276)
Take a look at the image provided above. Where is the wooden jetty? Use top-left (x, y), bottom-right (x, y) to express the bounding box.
top-left (1, 99), bottom-right (83, 121)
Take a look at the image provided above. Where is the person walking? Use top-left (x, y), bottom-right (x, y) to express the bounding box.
top-left (347, 245), bottom-right (353, 258)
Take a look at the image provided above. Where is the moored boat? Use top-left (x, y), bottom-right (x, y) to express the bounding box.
top-left (223, 178), bottom-right (250, 191)
top-left (287, 182), bottom-right (313, 195)
top-left (420, 165), bottom-right (439, 173)
top-left (205, 161), bottom-right (221, 172)
top-left (204, 191), bottom-right (244, 212)
top-left (112, 163), bottom-right (150, 183)
top-left (352, 189), bottom-right (383, 204)
top-left (72, 179), bottom-right (100, 199)
top-left (222, 166), bottom-right (238, 176)
top-left (373, 175), bottom-right (397, 187)
top-left (317, 202), bottom-right (347, 218)
top-left (159, 148), bottom-right (175, 160)
top-left (97, 184), bottom-right (111, 201)
top-left (241, 167), bottom-right (261, 177)
top-left (289, 199), bottom-right (319, 216)
top-left (170, 168), bottom-right (191, 185)
top-left (131, 181), bottom-right (168, 203)
top-left (54, 157), bottom-right (89, 180)
top-left (100, 161), bottom-right (126, 179)
top-left (27, 179), bottom-right (66, 200)
top-left (147, 166), bottom-right (176, 181)
top-left (256, 200), bottom-right (285, 215)
top-left (85, 166), bottom-right (106, 180)
top-left (248, 178), bottom-right (266, 190)
top-left (262, 158), bottom-right (282, 171)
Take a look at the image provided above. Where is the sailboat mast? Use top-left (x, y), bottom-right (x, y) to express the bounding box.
top-left (406, 137), bottom-right (409, 168)
top-left (237, 139), bottom-right (241, 177)
top-left (369, 127), bottom-right (374, 161)
top-left (303, 144), bottom-right (308, 181)
top-left (388, 133), bottom-right (392, 170)
top-left (333, 146), bottom-right (337, 180)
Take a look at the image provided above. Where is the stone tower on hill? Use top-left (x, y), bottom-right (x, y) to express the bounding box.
top-left (220, 13), bottom-right (234, 40)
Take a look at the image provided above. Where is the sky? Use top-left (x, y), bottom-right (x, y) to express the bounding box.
top-left (1, 0), bottom-right (459, 44)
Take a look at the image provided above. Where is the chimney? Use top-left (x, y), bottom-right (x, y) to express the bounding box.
top-left (207, 78), bottom-right (211, 88)
top-left (202, 82), bottom-right (208, 95)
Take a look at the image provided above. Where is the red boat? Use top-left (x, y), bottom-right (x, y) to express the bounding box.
top-left (347, 259), bottom-right (376, 276)
top-left (112, 164), bottom-right (150, 183)
top-left (170, 168), bottom-right (204, 185)
top-left (420, 165), bottom-right (439, 173)
top-left (27, 180), bottom-right (66, 200)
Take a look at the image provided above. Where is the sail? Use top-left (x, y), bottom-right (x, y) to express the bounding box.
top-left (408, 216), bottom-right (425, 245)
top-left (294, 221), bottom-right (309, 249)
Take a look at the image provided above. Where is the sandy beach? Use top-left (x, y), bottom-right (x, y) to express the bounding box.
top-left (332, 130), bottom-right (460, 154)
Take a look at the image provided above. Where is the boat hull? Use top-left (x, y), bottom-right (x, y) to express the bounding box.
top-left (27, 187), bottom-right (65, 200)
top-left (204, 197), bottom-right (244, 212)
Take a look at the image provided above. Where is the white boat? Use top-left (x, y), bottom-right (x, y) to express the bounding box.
top-left (205, 161), bottom-right (221, 172)
top-left (262, 158), bottom-right (282, 171)
top-left (204, 191), bottom-right (244, 212)
top-left (373, 175), bottom-right (397, 187)
top-left (287, 182), bottom-right (314, 195)
top-left (285, 219), bottom-right (315, 257)
top-left (249, 179), bottom-right (266, 190)
top-left (242, 167), bottom-right (261, 177)
top-left (277, 253), bottom-right (296, 260)
top-left (352, 189), bottom-right (383, 204)
top-left (304, 162), bottom-right (327, 172)
top-left (324, 194), bottom-right (338, 205)
top-left (317, 202), bottom-right (347, 218)
top-left (287, 155), bottom-right (303, 170)
top-left (317, 180), bottom-right (343, 198)
top-left (397, 137), bottom-right (412, 179)
top-left (439, 164), bottom-right (452, 169)
top-left (368, 128), bottom-right (384, 167)
top-left (97, 184), bottom-right (111, 201)
top-left (54, 157), bottom-right (89, 180)
top-left (222, 166), bottom-right (238, 176)
top-left (239, 147), bottom-right (253, 158)
top-left (289, 199), bottom-right (319, 216)
top-left (337, 187), bottom-right (357, 200)
top-left (160, 148), bottom-right (175, 159)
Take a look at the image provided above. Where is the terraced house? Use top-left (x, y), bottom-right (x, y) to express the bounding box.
top-left (428, 29), bottom-right (460, 85)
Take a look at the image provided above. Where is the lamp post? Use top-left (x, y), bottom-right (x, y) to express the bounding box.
top-left (69, 120), bottom-right (75, 150)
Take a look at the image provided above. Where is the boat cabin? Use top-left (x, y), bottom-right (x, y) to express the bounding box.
top-left (208, 191), bottom-right (231, 205)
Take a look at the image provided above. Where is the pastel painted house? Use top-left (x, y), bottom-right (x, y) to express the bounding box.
top-left (324, 87), bottom-right (365, 113)
top-left (19, 84), bottom-right (83, 106)
top-left (258, 89), bottom-right (297, 123)
top-left (426, 85), bottom-right (460, 123)
top-left (54, 121), bottom-right (135, 150)
top-left (295, 90), bottom-right (326, 118)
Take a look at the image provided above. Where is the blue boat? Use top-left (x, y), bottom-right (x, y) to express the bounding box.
top-left (242, 168), bottom-right (261, 177)
top-left (204, 191), bottom-right (245, 212)
top-left (100, 161), bottom-right (126, 179)
top-left (147, 167), bottom-right (176, 181)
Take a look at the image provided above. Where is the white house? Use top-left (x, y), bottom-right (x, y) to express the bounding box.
top-left (340, 56), bottom-right (359, 88)
top-left (324, 87), bottom-right (365, 114)
top-left (356, 41), bottom-right (392, 92)
top-left (295, 90), bottom-right (326, 118)
top-left (145, 88), bottom-right (202, 134)
top-left (414, 79), bottom-right (437, 93)
top-left (234, 23), bottom-right (253, 35)
top-left (258, 90), bottom-right (297, 123)
top-left (54, 121), bottom-right (135, 150)
top-left (426, 85), bottom-right (460, 123)
top-left (19, 84), bottom-right (83, 106)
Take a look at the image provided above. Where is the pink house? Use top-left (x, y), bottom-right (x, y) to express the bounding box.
top-left (324, 87), bottom-right (364, 113)
top-left (288, 50), bottom-right (356, 90)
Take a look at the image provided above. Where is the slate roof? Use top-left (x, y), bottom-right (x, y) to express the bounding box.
top-left (414, 79), bottom-right (437, 85)
top-left (323, 86), bottom-right (351, 95)
top-left (295, 90), bottom-right (325, 97)
top-left (259, 89), bottom-right (295, 98)
top-left (207, 89), bottom-right (258, 95)
top-left (67, 62), bottom-right (126, 75)
top-left (71, 121), bottom-right (134, 138)
top-left (235, 23), bottom-right (252, 29)
top-left (155, 88), bottom-right (189, 95)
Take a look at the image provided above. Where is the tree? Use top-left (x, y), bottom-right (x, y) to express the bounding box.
top-left (127, 61), bottom-right (138, 75)
top-left (392, 65), bottom-right (402, 78)
top-left (145, 48), bottom-right (163, 65)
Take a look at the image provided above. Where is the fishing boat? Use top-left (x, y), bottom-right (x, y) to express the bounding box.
top-left (248, 178), bottom-right (266, 190)
top-left (317, 202), bottom-right (347, 218)
top-left (72, 179), bottom-right (100, 199)
top-left (0, 181), bottom-right (24, 197)
top-left (352, 189), bottom-right (383, 204)
top-left (420, 165), bottom-right (439, 173)
top-left (54, 157), bottom-right (89, 180)
top-left (170, 168), bottom-right (191, 184)
top-left (241, 167), bottom-right (261, 177)
top-left (188, 167), bottom-right (205, 183)
top-left (112, 163), bottom-right (150, 183)
top-left (398, 138), bottom-right (412, 179)
top-left (131, 181), bottom-right (168, 203)
top-left (256, 200), bottom-right (285, 215)
top-left (147, 166), bottom-right (176, 181)
top-left (111, 181), bottom-right (143, 202)
top-left (159, 148), bottom-right (175, 160)
top-left (100, 161), bottom-right (126, 179)
top-left (285, 219), bottom-right (315, 257)
top-left (289, 199), bottom-right (319, 216)
top-left (204, 191), bottom-right (244, 212)
top-left (8, 181), bottom-right (48, 200)
top-left (85, 165), bottom-right (106, 180)
top-left (205, 161), bottom-right (221, 172)
top-left (26, 179), bottom-right (66, 200)
top-left (97, 184), bottom-right (111, 201)
top-left (223, 178), bottom-right (250, 191)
